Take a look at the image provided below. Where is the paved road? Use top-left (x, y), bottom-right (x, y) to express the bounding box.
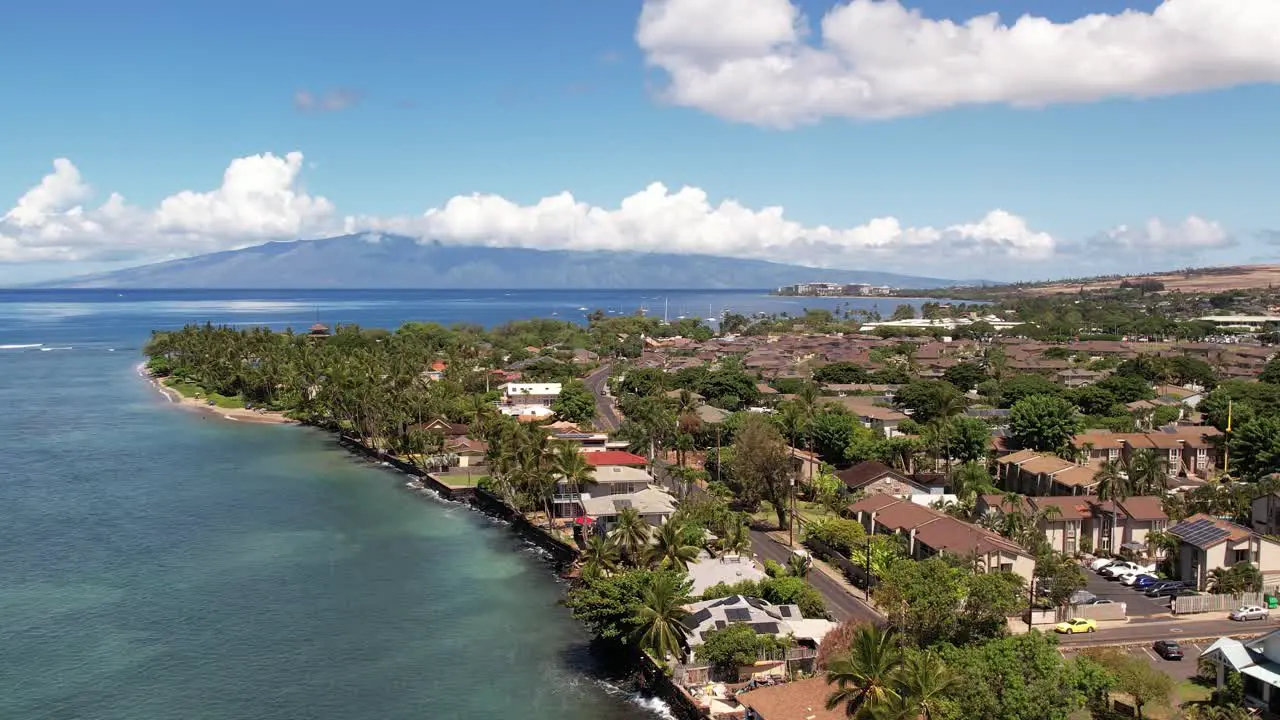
top-left (1056, 616), bottom-right (1271, 647)
top-left (584, 364), bottom-right (620, 431)
top-left (748, 527), bottom-right (881, 624)
top-left (1079, 566), bottom-right (1173, 617)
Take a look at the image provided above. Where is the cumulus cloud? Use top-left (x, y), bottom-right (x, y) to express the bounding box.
top-left (0, 153), bottom-right (336, 263)
top-left (348, 182), bottom-right (1056, 272)
top-left (1093, 216), bottom-right (1233, 250)
top-left (294, 88), bottom-right (363, 112)
top-left (0, 151), bottom-right (1238, 278)
top-left (636, 0), bottom-right (1280, 126)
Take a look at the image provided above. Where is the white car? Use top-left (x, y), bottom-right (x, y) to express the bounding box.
top-left (1090, 558), bottom-right (1119, 572)
top-left (1102, 562), bottom-right (1155, 578)
top-left (1121, 572), bottom-right (1157, 587)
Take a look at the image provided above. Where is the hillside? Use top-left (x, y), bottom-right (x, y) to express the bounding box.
top-left (43, 234), bottom-right (953, 290)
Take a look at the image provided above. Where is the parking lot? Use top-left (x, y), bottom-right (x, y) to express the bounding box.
top-left (1060, 641), bottom-right (1204, 682)
top-left (1080, 564), bottom-right (1181, 617)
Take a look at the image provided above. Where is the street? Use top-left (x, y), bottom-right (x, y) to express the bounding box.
top-left (748, 527), bottom-right (881, 624)
top-left (584, 364), bottom-right (620, 431)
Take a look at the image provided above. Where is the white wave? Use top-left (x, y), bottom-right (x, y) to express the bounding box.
top-left (596, 680), bottom-right (677, 719)
top-left (40, 346), bottom-right (73, 351)
top-left (0, 343), bottom-right (42, 350)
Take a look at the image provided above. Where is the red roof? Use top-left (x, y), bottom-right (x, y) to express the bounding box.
top-left (584, 451), bottom-right (649, 467)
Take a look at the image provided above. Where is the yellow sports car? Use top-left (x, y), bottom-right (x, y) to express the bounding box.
top-left (1054, 618), bottom-right (1098, 634)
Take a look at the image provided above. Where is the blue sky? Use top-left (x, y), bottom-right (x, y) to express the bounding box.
top-left (1, 0), bottom-right (1277, 283)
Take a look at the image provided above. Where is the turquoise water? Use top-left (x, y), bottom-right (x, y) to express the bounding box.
top-left (0, 291), bottom-right (682, 720)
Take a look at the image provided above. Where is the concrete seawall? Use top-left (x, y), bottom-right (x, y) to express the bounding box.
top-left (336, 435), bottom-right (580, 568)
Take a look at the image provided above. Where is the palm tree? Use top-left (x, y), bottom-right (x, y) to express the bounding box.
top-left (631, 573), bottom-right (692, 661)
top-left (719, 515), bottom-right (752, 557)
top-left (787, 552), bottom-right (812, 579)
top-left (649, 521), bottom-right (701, 571)
top-left (877, 651), bottom-right (957, 720)
top-left (580, 534), bottom-right (620, 578)
top-left (825, 625), bottom-right (904, 719)
top-left (1094, 460), bottom-right (1130, 554)
top-left (552, 441), bottom-right (592, 514)
top-left (933, 394), bottom-right (969, 474)
top-left (1127, 448), bottom-right (1170, 496)
top-left (610, 506), bottom-right (652, 566)
top-left (949, 461), bottom-right (994, 517)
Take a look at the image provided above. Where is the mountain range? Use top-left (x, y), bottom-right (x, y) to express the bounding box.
top-left (44, 234), bottom-right (955, 289)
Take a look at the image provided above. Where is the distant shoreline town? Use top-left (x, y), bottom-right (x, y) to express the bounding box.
top-left (773, 281), bottom-right (896, 297)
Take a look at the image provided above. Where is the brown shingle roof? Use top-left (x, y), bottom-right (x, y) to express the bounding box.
top-left (1018, 455), bottom-right (1075, 476)
top-left (836, 461), bottom-right (908, 491)
top-left (870, 500), bottom-right (941, 531)
top-left (738, 677), bottom-right (844, 720)
top-left (1051, 465), bottom-right (1101, 489)
top-left (996, 449), bottom-right (1040, 465)
top-left (1117, 496), bottom-right (1168, 522)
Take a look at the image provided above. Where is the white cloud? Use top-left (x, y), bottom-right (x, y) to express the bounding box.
top-left (636, 0), bottom-right (1280, 126)
top-left (0, 152), bottom-right (336, 263)
top-left (1097, 216), bottom-right (1232, 250)
top-left (0, 151), bottom-right (1237, 279)
top-left (351, 182), bottom-right (1057, 272)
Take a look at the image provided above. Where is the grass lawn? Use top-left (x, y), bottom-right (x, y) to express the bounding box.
top-left (163, 377), bottom-right (202, 398)
top-left (751, 499), bottom-right (838, 528)
top-left (207, 392), bottom-right (245, 409)
top-left (162, 378), bottom-right (245, 409)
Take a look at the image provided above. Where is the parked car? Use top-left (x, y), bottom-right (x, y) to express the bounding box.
top-left (1230, 606), bottom-right (1270, 621)
top-left (1090, 557), bottom-right (1120, 572)
top-left (1153, 640), bottom-right (1184, 660)
top-left (1069, 590), bottom-right (1098, 605)
top-left (1055, 618), bottom-right (1098, 634)
top-left (1133, 575), bottom-right (1162, 590)
top-left (1122, 573), bottom-right (1159, 587)
top-left (1085, 598), bottom-right (1115, 605)
top-left (1144, 581), bottom-right (1185, 595)
top-left (1147, 585), bottom-right (1197, 598)
top-left (1102, 562), bottom-right (1154, 579)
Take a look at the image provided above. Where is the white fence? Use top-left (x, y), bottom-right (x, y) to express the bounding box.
top-left (1172, 592), bottom-right (1267, 615)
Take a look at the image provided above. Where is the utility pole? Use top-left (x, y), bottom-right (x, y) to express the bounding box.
top-left (1027, 577), bottom-right (1036, 631)
top-left (788, 473), bottom-right (795, 548)
top-left (865, 529), bottom-right (873, 600)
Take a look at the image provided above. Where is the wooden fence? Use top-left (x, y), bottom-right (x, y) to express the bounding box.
top-left (1172, 591), bottom-right (1269, 615)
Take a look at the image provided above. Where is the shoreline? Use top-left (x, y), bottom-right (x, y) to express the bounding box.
top-left (137, 364), bottom-right (297, 425)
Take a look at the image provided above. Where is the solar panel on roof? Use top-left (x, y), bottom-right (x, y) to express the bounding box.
top-left (714, 620), bottom-right (727, 630)
top-left (777, 606), bottom-right (793, 618)
top-left (725, 608), bottom-right (752, 622)
top-left (750, 622), bottom-right (780, 634)
top-left (688, 609), bottom-right (713, 626)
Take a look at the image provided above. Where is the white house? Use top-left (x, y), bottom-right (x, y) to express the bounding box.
top-left (1202, 629), bottom-right (1280, 714)
top-left (682, 595), bottom-right (835, 650)
top-left (496, 382), bottom-right (561, 418)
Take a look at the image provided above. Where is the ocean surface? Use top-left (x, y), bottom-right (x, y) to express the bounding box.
top-left (0, 289), bottom-right (942, 720)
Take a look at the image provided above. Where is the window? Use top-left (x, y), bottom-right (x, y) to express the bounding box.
top-left (1108, 448), bottom-right (1119, 460)
top-left (1233, 549), bottom-right (1252, 564)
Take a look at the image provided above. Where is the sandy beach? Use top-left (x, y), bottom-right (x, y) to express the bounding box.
top-left (139, 365), bottom-right (296, 425)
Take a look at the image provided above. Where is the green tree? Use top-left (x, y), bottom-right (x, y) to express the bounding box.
top-left (563, 568), bottom-right (680, 642)
top-left (942, 362), bottom-right (987, 392)
top-left (895, 380), bottom-right (966, 424)
top-left (698, 369), bottom-right (760, 411)
top-left (998, 374), bottom-right (1064, 407)
top-left (814, 362), bottom-right (871, 384)
top-left (551, 379), bottom-right (596, 424)
top-left (824, 625), bottom-right (905, 719)
top-left (697, 623), bottom-right (762, 680)
top-left (938, 632), bottom-right (1111, 720)
top-left (888, 651), bottom-right (958, 720)
top-left (1229, 416), bottom-right (1280, 481)
top-left (761, 575), bottom-right (828, 618)
top-left (1127, 448), bottom-right (1170, 495)
top-left (946, 416), bottom-right (992, 464)
top-left (631, 572), bottom-right (693, 660)
top-left (731, 414), bottom-right (794, 529)
top-left (1008, 395), bottom-right (1082, 452)
top-left (648, 521), bottom-right (701, 571)
top-left (810, 408), bottom-right (862, 464)
top-left (1097, 373), bottom-right (1157, 403)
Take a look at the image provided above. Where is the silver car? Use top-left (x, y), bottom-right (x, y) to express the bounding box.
top-left (1230, 605), bottom-right (1270, 621)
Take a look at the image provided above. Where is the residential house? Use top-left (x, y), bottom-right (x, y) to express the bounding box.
top-left (739, 677), bottom-right (845, 720)
top-left (574, 465), bottom-right (678, 529)
top-left (830, 396), bottom-right (907, 437)
top-left (570, 348), bottom-right (599, 364)
top-left (1057, 368), bottom-right (1103, 388)
top-left (976, 494), bottom-right (1168, 556)
top-left (1201, 629), bottom-right (1280, 715)
top-left (583, 451), bottom-right (649, 467)
top-left (409, 418), bottom-right (470, 440)
top-left (553, 431), bottom-right (630, 453)
top-left (836, 461), bottom-right (930, 497)
top-left (444, 437), bottom-right (488, 468)
top-left (421, 359), bottom-right (448, 381)
top-left (497, 382), bottom-right (561, 419)
top-left (1252, 491), bottom-right (1280, 536)
top-left (848, 495), bottom-right (1036, 582)
top-left (1169, 514), bottom-right (1280, 590)
top-left (1155, 384), bottom-right (1204, 409)
top-left (683, 595), bottom-right (835, 650)
top-left (997, 451), bottom-right (1101, 496)
top-left (1072, 427), bottom-right (1221, 479)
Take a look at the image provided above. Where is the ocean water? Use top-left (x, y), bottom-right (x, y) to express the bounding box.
top-left (0, 289), bottom-right (940, 720)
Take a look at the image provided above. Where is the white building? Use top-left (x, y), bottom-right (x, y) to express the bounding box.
top-left (682, 595), bottom-right (835, 650)
top-left (496, 382), bottom-right (561, 418)
top-left (1202, 629), bottom-right (1280, 714)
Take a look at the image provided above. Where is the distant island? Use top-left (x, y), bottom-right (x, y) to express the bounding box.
top-left (39, 233), bottom-right (953, 290)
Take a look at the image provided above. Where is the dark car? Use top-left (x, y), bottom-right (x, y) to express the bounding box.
top-left (1153, 640), bottom-right (1184, 660)
top-left (1145, 583), bottom-right (1189, 598)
